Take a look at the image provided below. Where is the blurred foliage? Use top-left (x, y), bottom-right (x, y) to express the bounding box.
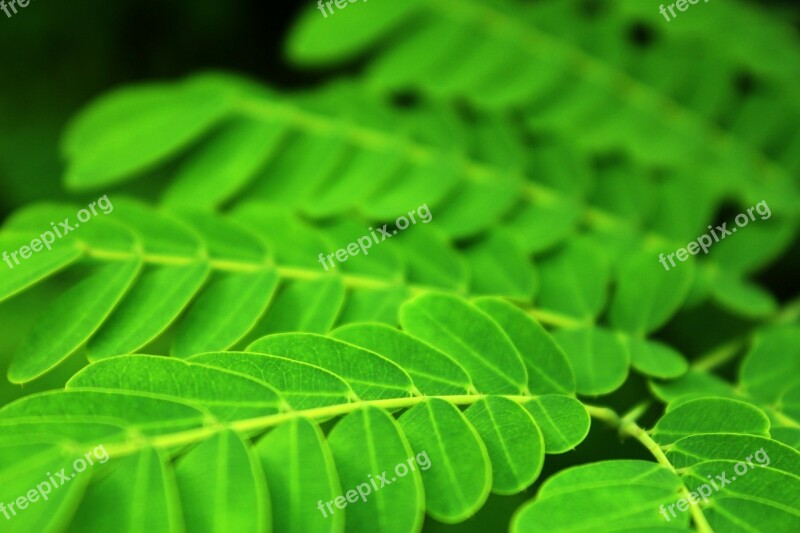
top-left (0, 0), bottom-right (799, 531)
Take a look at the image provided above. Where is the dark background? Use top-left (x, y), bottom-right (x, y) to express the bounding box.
top-left (1, 0), bottom-right (798, 215)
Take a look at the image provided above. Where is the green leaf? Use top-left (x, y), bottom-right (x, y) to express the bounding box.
top-left (163, 117), bottom-right (288, 209)
top-left (288, 0), bottom-right (425, 66)
top-left (111, 198), bottom-right (203, 257)
top-left (321, 219), bottom-right (405, 282)
top-left (740, 325), bottom-right (800, 405)
top-left (464, 232), bottom-right (537, 300)
top-left (709, 270), bottom-right (778, 319)
top-left (398, 399), bottom-right (491, 522)
top-left (66, 355), bottom-right (284, 421)
top-left (473, 297), bottom-right (575, 395)
top-left (189, 351), bottom-right (355, 409)
top-left (609, 248), bottom-right (694, 335)
top-left (8, 259), bottom-right (142, 383)
top-left (251, 132), bottom-right (350, 209)
top-left (0, 442), bottom-right (92, 533)
top-left (623, 337), bottom-right (688, 380)
top-left (400, 293), bottom-right (528, 394)
top-left (0, 389), bottom-right (207, 436)
top-left (535, 238), bottom-right (609, 322)
top-left (63, 77), bottom-right (235, 189)
top-left (175, 429), bottom-right (269, 533)
top-left (327, 406), bottom-right (424, 533)
top-left (336, 286), bottom-right (408, 326)
top-left (652, 398), bottom-right (771, 446)
top-left (434, 178), bottom-right (522, 239)
top-left (87, 261), bottom-right (211, 359)
top-left (256, 418), bottom-right (343, 533)
top-left (504, 197), bottom-right (582, 254)
top-left (666, 435), bottom-right (800, 531)
top-left (779, 383), bottom-right (800, 424)
top-left (331, 323), bottom-right (472, 396)
top-left (464, 397), bottom-right (544, 495)
top-left (552, 326), bottom-right (629, 396)
top-left (391, 229), bottom-right (468, 292)
top-left (172, 269), bottom-right (279, 357)
top-left (69, 447), bottom-right (183, 533)
top-left (521, 395), bottom-right (590, 454)
top-left (513, 461), bottom-right (689, 532)
top-left (649, 369), bottom-right (739, 404)
top-left (248, 333), bottom-right (415, 400)
top-left (257, 277), bottom-right (345, 335)
top-left (0, 234), bottom-right (83, 303)
top-left (230, 206), bottom-right (326, 269)
top-left (174, 209), bottom-right (268, 264)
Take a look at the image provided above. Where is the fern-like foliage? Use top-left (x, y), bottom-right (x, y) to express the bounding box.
top-left (2, 293), bottom-right (798, 532)
top-left (1, 0), bottom-right (800, 531)
top-left (288, 0), bottom-right (800, 201)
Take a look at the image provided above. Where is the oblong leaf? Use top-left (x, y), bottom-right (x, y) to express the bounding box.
top-left (256, 418), bottom-right (343, 533)
top-left (190, 351), bottom-right (355, 409)
top-left (87, 261), bottom-right (211, 359)
top-left (63, 77), bottom-right (235, 189)
top-left (331, 323), bottom-right (473, 396)
top-left (513, 461), bottom-right (688, 532)
top-left (652, 398), bottom-right (771, 446)
top-left (248, 333), bottom-right (415, 400)
top-left (552, 326), bottom-right (629, 396)
top-left (172, 268), bottom-right (279, 357)
top-left (464, 396), bottom-right (544, 495)
top-left (521, 395), bottom-right (590, 454)
top-left (67, 355), bottom-right (284, 421)
top-left (327, 406), bottom-right (424, 533)
top-left (398, 398), bottom-right (491, 522)
top-left (68, 447), bottom-right (183, 533)
top-left (175, 429), bottom-right (269, 533)
top-left (474, 297), bottom-right (575, 395)
top-left (8, 259), bottom-right (142, 383)
top-left (400, 293), bottom-right (527, 394)
top-left (609, 248), bottom-right (694, 335)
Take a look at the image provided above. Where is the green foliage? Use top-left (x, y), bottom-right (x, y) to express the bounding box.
top-left (0, 294), bottom-right (588, 532)
top-left (1, 0), bottom-right (799, 531)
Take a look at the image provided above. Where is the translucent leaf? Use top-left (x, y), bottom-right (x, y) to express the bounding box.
top-left (521, 395), bottom-right (590, 454)
top-left (190, 351), bottom-right (354, 409)
top-left (473, 297), bottom-right (575, 395)
top-left (398, 399), bottom-right (491, 522)
top-left (513, 461), bottom-right (688, 532)
top-left (256, 418), bottom-right (343, 533)
top-left (327, 406), bottom-right (424, 533)
top-left (63, 77), bottom-right (235, 189)
top-left (400, 293), bottom-right (527, 394)
top-left (171, 269), bottom-right (279, 356)
top-left (332, 323), bottom-right (472, 396)
top-left (175, 430), bottom-right (269, 532)
top-left (248, 333), bottom-right (414, 400)
top-left (609, 248), bottom-right (694, 335)
top-left (552, 327), bottom-right (629, 396)
top-left (67, 355), bottom-right (284, 421)
top-left (8, 259), bottom-right (142, 383)
top-left (464, 397), bottom-right (544, 495)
